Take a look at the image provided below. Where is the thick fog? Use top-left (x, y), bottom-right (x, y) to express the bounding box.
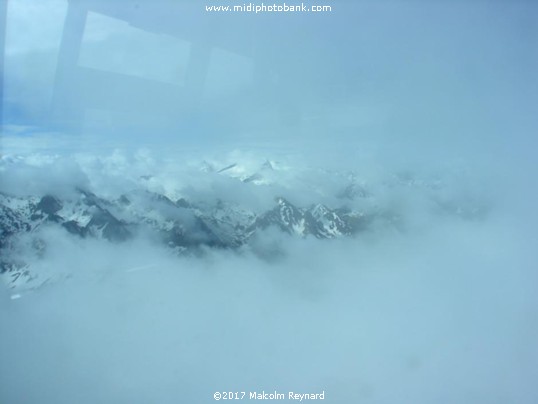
top-left (1, 0), bottom-right (538, 403)
top-left (1, 210), bottom-right (537, 404)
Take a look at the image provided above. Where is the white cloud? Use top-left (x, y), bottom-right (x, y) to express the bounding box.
top-left (1, 207), bottom-right (537, 403)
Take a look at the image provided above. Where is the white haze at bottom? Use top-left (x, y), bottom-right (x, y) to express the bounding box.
top-left (1, 183), bottom-right (537, 403)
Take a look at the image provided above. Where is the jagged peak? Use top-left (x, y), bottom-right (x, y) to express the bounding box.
top-left (311, 203), bottom-right (330, 217)
top-left (261, 159), bottom-right (274, 171)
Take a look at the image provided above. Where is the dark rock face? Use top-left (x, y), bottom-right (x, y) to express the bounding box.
top-left (85, 206), bottom-right (131, 242)
top-left (62, 220), bottom-right (86, 237)
top-left (175, 198), bottom-right (190, 209)
top-left (36, 195), bottom-right (62, 215)
top-left (160, 218), bottom-right (225, 250)
top-left (0, 204), bottom-right (31, 249)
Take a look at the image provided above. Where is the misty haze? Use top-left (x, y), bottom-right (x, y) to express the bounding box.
top-left (1, 1), bottom-right (537, 403)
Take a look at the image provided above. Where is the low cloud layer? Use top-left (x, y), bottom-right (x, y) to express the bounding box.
top-left (1, 211), bottom-right (537, 404)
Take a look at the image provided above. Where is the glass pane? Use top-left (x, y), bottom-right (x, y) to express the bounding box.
top-left (1, 1), bottom-right (537, 403)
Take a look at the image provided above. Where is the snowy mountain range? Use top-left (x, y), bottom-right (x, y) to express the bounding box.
top-left (0, 154), bottom-right (485, 294)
